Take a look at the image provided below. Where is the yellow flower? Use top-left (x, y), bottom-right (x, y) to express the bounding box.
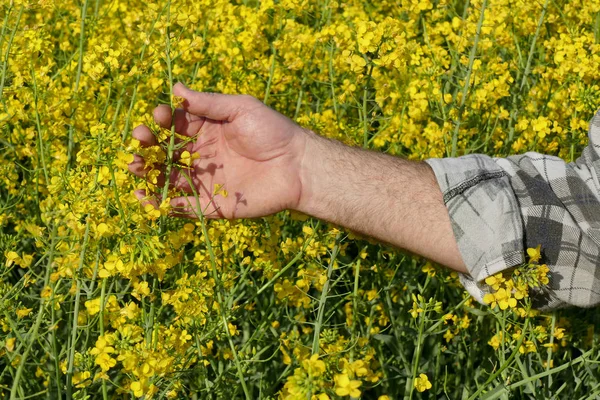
top-left (414, 373), bottom-right (432, 392)
top-left (40, 286), bottom-right (52, 299)
top-left (537, 264), bottom-right (550, 285)
top-left (16, 307), bottom-right (33, 319)
top-left (144, 203), bottom-right (161, 220)
top-left (96, 222), bottom-right (109, 237)
top-left (487, 288), bottom-right (517, 310)
top-left (483, 293), bottom-right (496, 306)
top-left (484, 273), bottom-right (505, 290)
top-left (6, 337), bottom-right (16, 352)
top-left (90, 336), bottom-right (116, 372)
top-left (172, 95), bottom-right (185, 108)
top-left (443, 329), bottom-right (455, 342)
top-left (97, 166), bottom-right (111, 186)
top-left (527, 244), bottom-right (542, 263)
top-left (73, 371), bottom-right (91, 388)
top-left (180, 150), bottom-right (199, 167)
top-left (519, 340), bottom-right (537, 354)
top-left (422, 262), bottom-right (436, 277)
top-left (409, 301), bottom-right (423, 319)
top-left (5, 251), bottom-right (20, 267)
top-left (213, 183), bottom-right (228, 198)
top-left (85, 298), bottom-right (102, 316)
top-left (334, 373), bottom-right (362, 397)
top-left (130, 380), bottom-right (146, 397)
top-left (304, 354), bottom-right (326, 376)
top-left (488, 333), bottom-right (502, 350)
top-left (95, 352), bottom-right (117, 372)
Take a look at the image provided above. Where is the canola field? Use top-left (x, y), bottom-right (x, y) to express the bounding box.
top-left (2, 0), bottom-right (600, 398)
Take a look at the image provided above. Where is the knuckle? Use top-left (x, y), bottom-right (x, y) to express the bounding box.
top-left (238, 94), bottom-right (258, 105)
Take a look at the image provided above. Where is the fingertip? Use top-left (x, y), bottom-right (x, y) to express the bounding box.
top-left (128, 154), bottom-right (149, 178)
top-left (170, 196), bottom-right (193, 208)
top-left (153, 104), bottom-right (173, 128)
top-left (173, 82), bottom-right (189, 96)
top-left (132, 125), bottom-right (157, 146)
top-left (134, 189), bottom-right (146, 201)
top-left (134, 189), bottom-right (160, 210)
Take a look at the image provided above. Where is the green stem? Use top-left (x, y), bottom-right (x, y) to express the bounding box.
top-left (407, 307), bottom-right (426, 400)
top-left (546, 312), bottom-right (556, 394)
top-left (491, 347), bottom-right (596, 395)
top-left (65, 221), bottom-right (91, 398)
top-left (0, 5), bottom-right (23, 112)
top-left (311, 233), bottom-right (342, 355)
top-left (263, 44), bottom-right (277, 105)
top-left (350, 258), bottom-right (360, 361)
top-left (507, 0), bottom-right (549, 143)
top-left (467, 317), bottom-right (531, 400)
top-left (67, 0), bottom-right (89, 171)
top-left (362, 64), bottom-right (374, 149)
top-left (180, 171), bottom-right (252, 399)
top-left (10, 225), bottom-right (57, 400)
top-left (450, 0), bottom-right (487, 157)
top-left (99, 279), bottom-right (108, 400)
top-left (31, 62), bottom-right (50, 186)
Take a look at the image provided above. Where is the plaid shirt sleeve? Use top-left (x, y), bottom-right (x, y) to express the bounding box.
top-left (424, 109), bottom-right (600, 310)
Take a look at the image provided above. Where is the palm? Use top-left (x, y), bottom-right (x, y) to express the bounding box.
top-left (130, 88), bottom-right (306, 219)
top-left (183, 109), bottom-right (303, 218)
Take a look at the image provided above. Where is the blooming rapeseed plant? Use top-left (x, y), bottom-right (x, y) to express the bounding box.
top-left (1, 0), bottom-right (599, 398)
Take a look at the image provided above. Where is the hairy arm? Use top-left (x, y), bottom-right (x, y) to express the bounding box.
top-left (296, 130), bottom-right (468, 274)
top-left (130, 85), bottom-right (468, 274)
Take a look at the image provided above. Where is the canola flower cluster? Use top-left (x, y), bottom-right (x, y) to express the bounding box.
top-left (2, 0), bottom-right (600, 398)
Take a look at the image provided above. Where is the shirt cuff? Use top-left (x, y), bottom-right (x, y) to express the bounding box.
top-left (425, 155), bottom-right (525, 304)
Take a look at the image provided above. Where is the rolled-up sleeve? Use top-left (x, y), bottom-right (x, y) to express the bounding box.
top-left (425, 109), bottom-right (600, 310)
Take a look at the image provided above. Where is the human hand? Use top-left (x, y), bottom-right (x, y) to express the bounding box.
top-left (128, 83), bottom-right (309, 219)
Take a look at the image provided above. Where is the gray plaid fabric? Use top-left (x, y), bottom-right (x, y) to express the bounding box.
top-left (425, 110), bottom-right (600, 310)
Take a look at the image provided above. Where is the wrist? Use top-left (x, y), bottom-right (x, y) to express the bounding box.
top-left (294, 129), bottom-right (339, 218)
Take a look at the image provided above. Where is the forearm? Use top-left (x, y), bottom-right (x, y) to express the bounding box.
top-left (296, 130), bottom-right (468, 274)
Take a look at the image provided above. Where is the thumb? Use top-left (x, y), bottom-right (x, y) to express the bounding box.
top-left (173, 82), bottom-right (241, 121)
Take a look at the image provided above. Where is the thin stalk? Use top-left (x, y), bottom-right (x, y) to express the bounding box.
top-left (362, 64), bottom-right (374, 149)
top-left (328, 44), bottom-right (340, 128)
top-left (450, 0), bottom-right (487, 157)
top-left (10, 225), bottom-right (57, 400)
top-left (0, 6), bottom-right (11, 55)
top-left (253, 226), bottom-right (317, 297)
top-left (65, 221), bottom-right (91, 398)
top-left (263, 44), bottom-right (277, 105)
top-left (0, 5), bottom-right (23, 112)
top-left (515, 355), bottom-right (537, 395)
top-left (67, 0), bottom-right (89, 171)
top-left (545, 312), bottom-right (556, 394)
top-left (407, 308), bottom-right (427, 400)
top-left (499, 347), bottom-right (595, 393)
top-left (145, 1), bottom-right (177, 350)
top-left (121, 11), bottom-right (161, 144)
top-left (311, 233), bottom-right (342, 355)
top-left (350, 259), bottom-right (360, 361)
top-left (467, 317), bottom-right (530, 400)
top-left (507, 0), bottom-right (549, 143)
top-left (50, 282), bottom-right (62, 399)
top-left (160, 3), bottom-right (177, 209)
top-left (31, 63), bottom-right (50, 186)
top-left (180, 172), bottom-right (252, 399)
top-left (99, 279), bottom-right (108, 400)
